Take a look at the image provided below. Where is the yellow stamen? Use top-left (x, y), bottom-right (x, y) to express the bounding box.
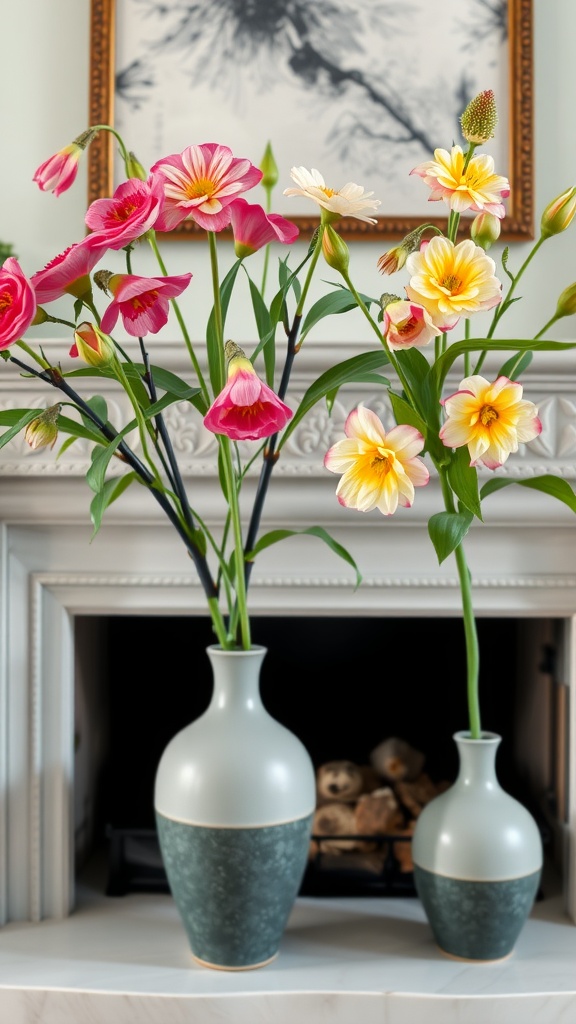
top-left (370, 452), bottom-right (392, 477)
top-left (480, 404), bottom-right (498, 426)
top-left (441, 273), bottom-right (462, 292)
top-left (0, 291), bottom-right (13, 314)
top-left (186, 177), bottom-right (215, 199)
top-left (322, 187), bottom-right (337, 198)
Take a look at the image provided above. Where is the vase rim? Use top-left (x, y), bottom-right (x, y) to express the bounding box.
top-left (453, 730), bottom-right (502, 744)
top-left (207, 644), bottom-right (267, 656)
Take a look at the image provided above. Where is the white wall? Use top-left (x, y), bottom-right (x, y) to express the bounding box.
top-left (3, 0), bottom-right (576, 350)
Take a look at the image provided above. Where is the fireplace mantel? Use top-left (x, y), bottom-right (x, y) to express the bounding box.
top-left (1, 340), bottom-right (576, 1019)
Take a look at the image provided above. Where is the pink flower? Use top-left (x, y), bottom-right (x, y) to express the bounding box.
top-left (0, 258), bottom-right (37, 349)
top-left (150, 143), bottom-right (263, 233)
top-left (204, 347), bottom-right (292, 441)
top-left (382, 299), bottom-right (442, 351)
top-left (31, 239), bottom-right (103, 303)
top-left (33, 143), bottom-right (83, 197)
top-left (229, 198), bottom-right (299, 257)
top-left (100, 272), bottom-right (193, 337)
top-left (84, 178), bottom-right (164, 250)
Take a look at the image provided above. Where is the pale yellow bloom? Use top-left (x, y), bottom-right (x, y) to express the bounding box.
top-left (439, 374), bottom-right (542, 469)
top-left (324, 404), bottom-right (429, 516)
top-left (284, 167), bottom-right (381, 224)
top-left (411, 146), bottom-right (510, 219)
top-left (405, 236), bottom-right (502, 330)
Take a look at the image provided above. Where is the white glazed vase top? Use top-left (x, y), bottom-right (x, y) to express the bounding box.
top-left (412, 731), bottom-right (543, 880)
top-left (154, 645), bottom-right (316, 827)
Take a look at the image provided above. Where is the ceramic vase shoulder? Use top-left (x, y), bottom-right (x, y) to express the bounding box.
top-left (154, 644), bottom-right (315, 971)
top-left (412, 731), bottom-right (543, 962)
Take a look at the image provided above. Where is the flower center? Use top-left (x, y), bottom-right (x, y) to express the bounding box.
top-left (126, 290), bottom-right (159, 317)
top-left (370, 452), bottom-right (392, 476)
top-left (479, 404), bottom-right (498, 426)
top-left (440, 273), bottom-right (462, 293)
top-left (109, 194), bottom-right (142, 223)
top-left (0, 291), bottom-right (13, 316)
top-left (322, 187), bottom-right (336, 198)
top-left (397, 316), bottom-right (417, 335)
top-left (186, 177), bottom-right (216, 200)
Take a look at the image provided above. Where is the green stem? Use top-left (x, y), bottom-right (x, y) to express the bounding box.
top-left (486, 236), bottom-right (547, 341)
top-left (147, 232), bottom-right (210, 407)
top-left (112, 357), bottom-right (164, 488)
top-left (208, 231), bottom-right (226, 392)
top-left (438, 467), bottom-right (481, 738)
top-left (220, 434), bottom-right (251, 649)
top-left (340, 268), bottom-right (419, 411)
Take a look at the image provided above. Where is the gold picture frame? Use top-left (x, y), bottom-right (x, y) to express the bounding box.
top-left (88, 0), bottom-right (533, 242)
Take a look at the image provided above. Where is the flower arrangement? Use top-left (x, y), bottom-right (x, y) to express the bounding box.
top-left (1, 89), bottom-right (576, 742)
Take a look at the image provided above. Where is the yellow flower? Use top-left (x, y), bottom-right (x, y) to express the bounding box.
top-left (439, 374), bottom-right (542, 469)
top-left (411, 146), bottom-right (510, 219)
top-left (405, 236), bottom-right (502, 330)
top-left (324, 404), bottom-right (429, 516)
top-left (283, 167), bottom-right (381, 224)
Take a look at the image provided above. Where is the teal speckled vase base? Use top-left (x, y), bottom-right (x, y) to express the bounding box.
top-left (414, 864), bottom-right (541, 961)
top-left (156, 811), bottom-right (313, 970)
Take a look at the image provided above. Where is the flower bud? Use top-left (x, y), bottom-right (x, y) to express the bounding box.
top-left (259, 141), bottom-right (279, 192)
top-left (94, 269), bottom-right (115, 295)
top-left (540, 187), bottom-right (576, 239)
top-left (377, 227), bottom-right (426, 275)
top-left (460, 89), bottom-right (498, 144)
top-left (321, 225), bottom-right (350, 274)
top-left (470, 211), bottom-right (501, 250)
top-left (71, 322), bottom-right (116, 367)
top-left (555, 282), bottom-right (576, 318)
top-left (126, 151), bottom-right (147, 181)
top-left (379, 292), bottom-right (403, 313)
top-left (25, 404), bottom-right (61, 451)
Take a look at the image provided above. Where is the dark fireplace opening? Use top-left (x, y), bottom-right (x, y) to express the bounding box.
top-left (74, 615), bottom-right (562, 897)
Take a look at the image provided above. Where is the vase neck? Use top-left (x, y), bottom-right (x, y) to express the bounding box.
top-left (206, 645), bottom-right (267, 714)
top-left (454, 731), bottom-right (501, 790)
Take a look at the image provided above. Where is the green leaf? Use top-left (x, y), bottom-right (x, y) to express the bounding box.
top-left (246, 525), bottom-right (362, 588)
top-left (432, 337), bottom-right (576, 397)
top-left (85, 423), bottom-right (133, 494)
top-left (84, 394), bottom-right (108, 426)
top-left (388, 391), bottom-right (427, 437)
top-left (446, 447), bottom-right (482, 519)
top-left (480, 474), bottom-right (576, 513)
top-left (396, 347), bottom-right (442, 431)
top-left (498, 350), bottom-right (533, 380)
top-left (300, 287), bottom-right (376, 342)
top-left (247, 275), bottom-right (275, 383)
top-left (56, 413), bottom-right (107, 444)
top-left (90, 471), bottom-right (138, 537)
top-left (428, 510), bottom-right (473, 565)
top-left (0, 409), bottom-right (42, 449)
top-left (279, 350), bottom-right (391, 448)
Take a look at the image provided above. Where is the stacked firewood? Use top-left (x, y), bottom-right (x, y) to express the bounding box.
top-left (309, 738), bottom-right (450, 875)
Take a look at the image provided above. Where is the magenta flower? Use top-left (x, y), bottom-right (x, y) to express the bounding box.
top-left (150, 143), bottom-right (263, 233)
top-left (229, 198), bottom-right (299, 257)
top-left (0, 258), bottom-right (37, 349)
top-left (31, 239), bottom-right (103, 303)
top-left (84, 178), bottom-right (164, 251)
top-left (204, 347), bottom-right (292, 441)
top-left (100, 272), bottom-right (193, 337)
top-left (33, 143), bottom-right (83, 197)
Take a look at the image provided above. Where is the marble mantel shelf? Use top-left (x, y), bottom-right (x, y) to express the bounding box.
top-left (1, 870), bottom-right (576, 1024)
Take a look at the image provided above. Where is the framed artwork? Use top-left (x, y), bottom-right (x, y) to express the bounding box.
top-left (88, 0), bottom-right (533, 241)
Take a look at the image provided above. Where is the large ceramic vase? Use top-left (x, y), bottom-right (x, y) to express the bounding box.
top-left (154, 644), bottom-right (315, 971)
top-left (412, 731), bottom-right (542, 962)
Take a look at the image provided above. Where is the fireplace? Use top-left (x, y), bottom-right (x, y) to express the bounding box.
top-left (1, 338), bottom-right (576, 928)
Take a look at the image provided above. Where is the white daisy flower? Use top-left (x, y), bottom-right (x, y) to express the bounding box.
top-left (283, 167), bottom-right (381, 224)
